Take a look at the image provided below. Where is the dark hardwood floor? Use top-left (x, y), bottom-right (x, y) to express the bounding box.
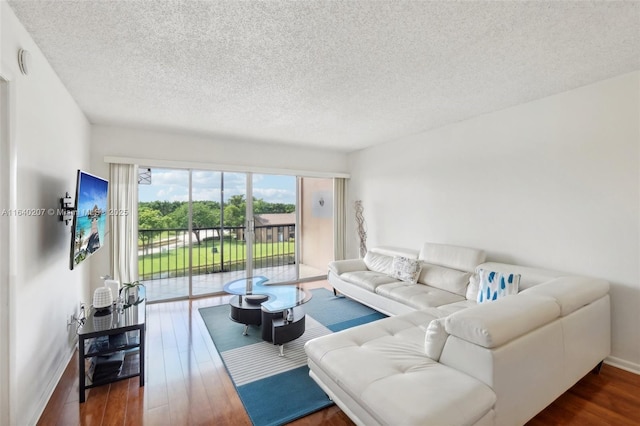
top-left (38, 280), bottom-right (639, 425)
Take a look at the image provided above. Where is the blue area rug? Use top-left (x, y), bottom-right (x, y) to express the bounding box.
top-left (199, 288), bottom-right (386, 426)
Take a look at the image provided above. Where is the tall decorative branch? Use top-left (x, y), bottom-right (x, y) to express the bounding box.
top-left (354, 200), bottom-right (367, 258)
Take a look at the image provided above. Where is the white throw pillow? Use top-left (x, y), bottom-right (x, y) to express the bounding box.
top-left (477, 269), bottom-right (521, 304)
top-left (424, 318), bottom-right (448, 360)
top-left (391, 256), bottom-right (422, 284)
top-left (465, 273), bottom-right (480, 301)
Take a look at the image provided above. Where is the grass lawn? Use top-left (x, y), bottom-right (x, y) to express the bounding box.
top-left (138, 240), bottom-right (295, 278)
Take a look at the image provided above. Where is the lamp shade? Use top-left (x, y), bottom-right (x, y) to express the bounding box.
top-left (93, 287), bottom-right (113, 310)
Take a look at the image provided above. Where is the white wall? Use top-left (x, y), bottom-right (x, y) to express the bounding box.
top-left (0, 3), bottom-right (92, 424)
top-left (91, 75), bottom-right (640, 370)
top-left (348, 72), bottom-right (640, 371)
top-left (89, 125), bottom-right (348, 290)
top-left (90, 125), bottom-right (350, 177)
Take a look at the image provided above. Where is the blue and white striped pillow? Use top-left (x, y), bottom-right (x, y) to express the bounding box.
top-left (477, 269), bottom-right (520, 304)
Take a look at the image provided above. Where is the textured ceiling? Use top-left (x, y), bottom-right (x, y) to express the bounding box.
top-left (8, 0), bottom-right (640, 152)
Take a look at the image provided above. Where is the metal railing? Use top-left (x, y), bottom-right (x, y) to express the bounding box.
top-left (138, 224), bottom-right (296, 280)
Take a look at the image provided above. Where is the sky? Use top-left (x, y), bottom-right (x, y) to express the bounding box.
top-left (138, 168), bottom-right (296, 204)
top-left (76, 171), bottom-right (109, 217)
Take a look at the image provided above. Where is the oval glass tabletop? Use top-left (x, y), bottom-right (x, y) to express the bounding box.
top-left (223, 276), bottom-right (312, 312)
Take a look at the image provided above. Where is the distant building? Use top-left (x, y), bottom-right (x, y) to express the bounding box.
top-left (254, 213), bottom-right (295, 243)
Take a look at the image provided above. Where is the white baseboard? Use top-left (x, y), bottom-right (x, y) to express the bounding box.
top-left (604, 355), bottom-right (640, 375)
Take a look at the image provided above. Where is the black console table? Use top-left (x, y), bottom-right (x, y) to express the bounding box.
top-left (76, 290), bottom-right (145, 403)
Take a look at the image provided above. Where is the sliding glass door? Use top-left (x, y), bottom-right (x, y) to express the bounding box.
top-left (138, 168), bottom-right (308, 301)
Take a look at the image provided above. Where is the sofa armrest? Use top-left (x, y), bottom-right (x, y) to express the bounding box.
top-left (444, 294), bottom-right (560, 348)
top-left (328, 259), bottom-right (367, 276)
top-left (520, 276), bottom-right (609, 316)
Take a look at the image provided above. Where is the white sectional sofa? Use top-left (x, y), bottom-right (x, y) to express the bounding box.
top-left (304, 243), bottom-right (611, 426)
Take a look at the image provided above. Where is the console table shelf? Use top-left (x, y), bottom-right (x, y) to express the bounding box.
top-left (84, 349), bottom-right (141, 387)
top-left (77, 290), bottom-right (146, 403)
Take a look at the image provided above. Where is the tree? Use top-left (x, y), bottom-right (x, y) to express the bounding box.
top-left (138, 197), bottom-right (295, 246)
top-left (170, 201), bottom-right (219, 244)
top-left (138, 207), bottom-right (170, 252)
top-left (226, 195), bottom-right (245, 208)
top-left (253, 198), bottom-right (268, 214)
top-left (223, 204), bottom-right (244, 227)
top-left (252, 197), bottom-right (294, 214)
top-left (139, 200), bottom-right (184, 216)
top-left (222, 195), bottom-right (246, 227)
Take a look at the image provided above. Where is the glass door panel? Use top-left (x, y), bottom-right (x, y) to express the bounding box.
top-left (191, 171), bottom-right (247, 296)
top-left (138, 168), bottom-right (190, 302)
top-left (220, 172), bottom-right (248, 277)
top-left (190, 170), bottom-right (221, 296)
top-left (251, 174), bottom-right (297, 283)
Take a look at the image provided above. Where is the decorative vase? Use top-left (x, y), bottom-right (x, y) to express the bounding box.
top-left (354, 200), bottom-right (367, 258)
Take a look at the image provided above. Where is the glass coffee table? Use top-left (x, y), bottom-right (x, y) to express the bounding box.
top-left (223, 276), bottom-right (312, 355)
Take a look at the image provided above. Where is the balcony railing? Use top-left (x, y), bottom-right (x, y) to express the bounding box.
top-left (138, 224), bottom-right (296, 280)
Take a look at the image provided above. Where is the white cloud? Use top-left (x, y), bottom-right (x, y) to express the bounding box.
top-left (139, 169), bottom-right (295, 204)
top-left (253, 188), bottom-right (295, 204)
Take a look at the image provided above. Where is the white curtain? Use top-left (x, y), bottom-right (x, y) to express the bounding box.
top-left (333, 178), bottom-right (346, 260)
top-left (109, 163), bottom-right (139, 284)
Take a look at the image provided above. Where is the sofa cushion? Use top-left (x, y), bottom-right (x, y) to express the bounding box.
top-left (445, 294), bottom-right (560, 348)
top-left (477, 269), bottom-right (521, 304)
top-left (359, 364), bottom-right (495, 426)
top-left (391, 256), bottom-right (422, 284)
top-left (424, 318), bottom-right (448, 361)
top-left (418, 262), bottom-right (472, 296)
top-left (375, 282), bottom-right (465, 309)
top-left (363, 251), bottom-right (394, 275)
top-left (340, 271), bottom-right (399, 292)
top-left (521, 276), bottom-right (610, 316)
top-left (305, 311), bottom-right (496, 426)
top-left (419, 243), bottom-right (486, 273)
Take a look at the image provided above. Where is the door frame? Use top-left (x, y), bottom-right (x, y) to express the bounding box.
top-left (0, 74), bottom-right (17, 426)
top-left (245, 172), bottom-right (254, 276)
